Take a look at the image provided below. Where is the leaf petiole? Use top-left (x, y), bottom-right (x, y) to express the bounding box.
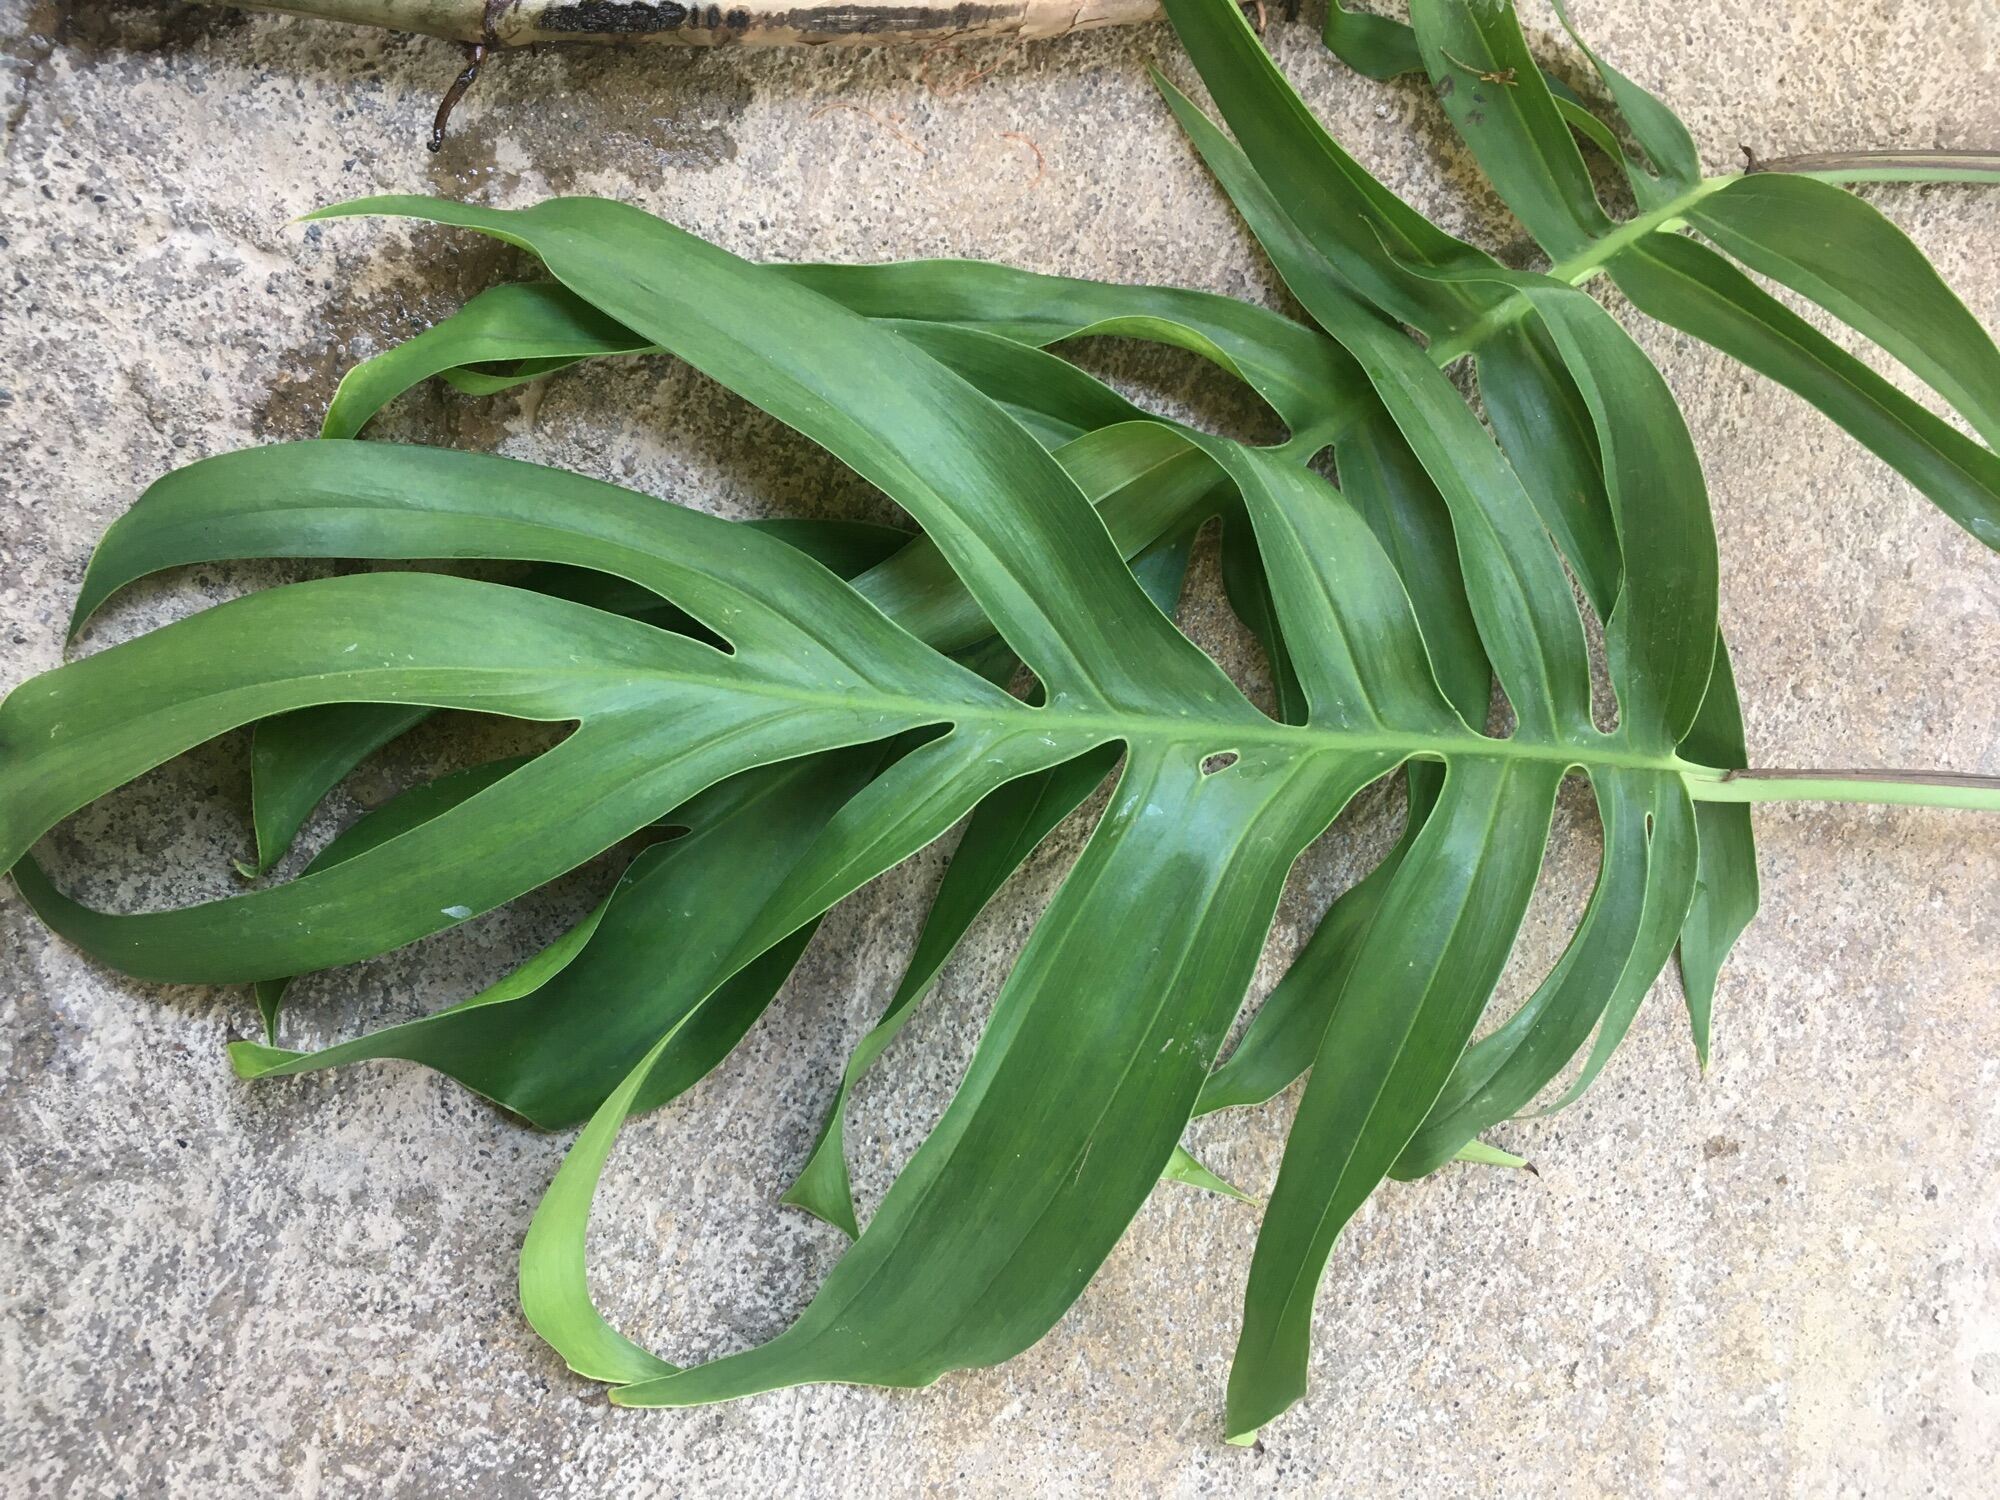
top-left (1425, 174), bottom-right (1738, 365)
top-left (1682, 766), bottom-right (2000, 812)
top-left (1744, 148), bottom-right (2000, 187)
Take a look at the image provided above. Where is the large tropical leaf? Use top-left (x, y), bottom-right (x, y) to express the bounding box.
top-left (1154, 0), bottom-right (2000, 1434)
top-left (6, 0), bottom-right (1997, 1446)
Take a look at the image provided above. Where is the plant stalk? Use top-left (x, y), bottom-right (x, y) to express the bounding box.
top-left (1683, 767), bottom-right (2000, 812)
top-left (1744, 148), bottom-right (2000, 186)
top-left (1423, 174), bottom-right (1737, 367)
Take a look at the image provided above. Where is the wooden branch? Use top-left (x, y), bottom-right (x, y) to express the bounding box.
top-left (203, 0), bottom-right (1169, 47)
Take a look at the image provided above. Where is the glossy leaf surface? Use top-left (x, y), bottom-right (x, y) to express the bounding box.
top-left (6, 0), bottom-right (1998, 1449)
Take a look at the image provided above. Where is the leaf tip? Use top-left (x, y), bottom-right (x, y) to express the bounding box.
top-left (778, 1174), bottom-right (860, 1241)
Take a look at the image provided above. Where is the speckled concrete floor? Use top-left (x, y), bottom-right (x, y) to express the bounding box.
top-left (2, 2), bottom-right (1996, 1495)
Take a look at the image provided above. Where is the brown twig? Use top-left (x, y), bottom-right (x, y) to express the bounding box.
top-left (999, 130), bottom-right (1046, 186)
top-left (920, 37), bottom-right (1025, 98)
top-left (809, 101), bottom-right (927, 156)
top-left (1440, 47), bottom-right (1518, 86)
top-left (919, 41), bottom-right (968, 94)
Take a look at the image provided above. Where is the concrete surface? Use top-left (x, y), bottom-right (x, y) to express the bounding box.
top-left (2, 1), bottom-right (1997, 1494)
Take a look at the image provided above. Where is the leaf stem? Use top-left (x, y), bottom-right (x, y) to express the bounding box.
top-left (1744, 148), bottom-right (2000, 186)
top-left (1424, 174), bottom-right (1738, 367)
top-left (1682, 766), bottom-right (2000, 812)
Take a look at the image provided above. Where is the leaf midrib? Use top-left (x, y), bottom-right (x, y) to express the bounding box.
top-left (53, 635), bottom-right (1691, 777)
top-left (551, 666), bottom-right (1691, 775)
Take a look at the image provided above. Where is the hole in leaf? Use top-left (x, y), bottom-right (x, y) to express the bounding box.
top-left (1057, 336), bottom-right (1290, 447)
top-left (1178, 519), bottom-right (1294, 724)
top-left (1201, 750), bottom-right (1240, 776)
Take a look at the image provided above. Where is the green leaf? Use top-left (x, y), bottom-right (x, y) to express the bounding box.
top-left (1505, 275), bottom-right (1718, 747)
top-left (15, 0), bottom-right (2000, 1429)
top-left (127, 317), bottom-right (1204, 881)
top-left (889, 320), bottom-right (1144, 444)
top-left (322, 281), bottom-right (651, 438)
top-left (609, 747), bottom-right (1383, 1407)
top-left (1305, 290), bottom-right (1599, 740)
top-left (41, 417), bottom-right (1229, 1130)
top-left (228, 747), bottom-right (890, 1127)
top-left (331, 273), bottom-right (1194, 453)
top-left (1194, 787), bottom-right (1423, 1117)
top-left (240, 521), bottom-right (909, 875)
top-left (1536, 780), bottom-right (1700, 1116)
top-left (1686, 173), bottom-right (2000, 450)
top-left (1608, 231), bottom-right (2000, 550)
top-left (1196, 267), bottom-right (1723, 1154)
top-left (247, 704), bottom-right (432, 878)
top-left (248, 755), bottom-right (526, 1039)
top-left (1333, 406), bottom-right (1492, 727)
top-left (778, 258), bottom-right (1367, 446)
top-left (1159, 0), bottom-right (1506, 338)
top-left (1227, 755), bottom-right (1561, 1439)
top-left (1390, 768), bottom-right (1696, 1177)
top-left (785, 533), bottom-right (1197, 1236)
top-left (1162, 1146), bottom-right (1258, 1204)
top-left (1315, 0), bottom-right (1689, 217)
top-left (10, 568), bottom-right (1041, 982)
top-left (1211, 263), bottom-right (1719, 1439)
top-left (1474, 317), bottom-right (1620, 616)
top-left (18, 428), bottom-right (1095, 983)
top-left (1547, 0), bottom-right (1702, 199)
top-left (305, 198), bottom-right (1242, 715)
top-left (54, 458), bottom-right (1208, 1136)
top-left (250, 212), bottom-right (1408, 1184)
top-left (517, 1015), bottom-right (684, 1385)
top-left (1321, 0), bottom-right (1422, 80)
top-left (1151, 67), bottom-right (1400, 349)
top-left (1675, 635), bottom-right (1759, 1068)
top-left (0, 204), bottom-right (1441, 1421)
top-left (1218, 498), bottom-right (1310, 726)
top-left (1451, 1138), bottom-right (1531, 1171)
top-left (1408, 0), bottom-right (1614, 260)
top-left (335, 206), bottom-right (1406, 1404)
top-left (1216, 441), bottom-right (1465, 736)
top-left (1161, 76), bottom-right (1595, 739)
top-left (779, 744), bottom-right (1120, 1236)
top-left (270, 199), bottom-right (1743, 1421)
top-left (1190, 407), bottom-right (1486, 1123)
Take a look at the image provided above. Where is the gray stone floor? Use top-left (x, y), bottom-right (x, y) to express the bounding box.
top-left (2, 2), bottom-right (1997, 1494)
